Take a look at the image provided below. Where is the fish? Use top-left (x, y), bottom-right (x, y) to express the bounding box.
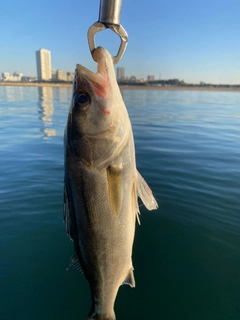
top-left (63, 46), bottom-right (158, 320)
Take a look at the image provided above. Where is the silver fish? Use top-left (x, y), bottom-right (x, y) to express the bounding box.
top-left (64, 47), bottom-right (158, 320)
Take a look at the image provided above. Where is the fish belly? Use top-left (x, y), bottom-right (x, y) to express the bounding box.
top-left (67, 139), bottom-right (136, 315)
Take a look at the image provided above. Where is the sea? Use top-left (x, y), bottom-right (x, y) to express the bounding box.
top-left (1, 85), bottom-right (240, 320)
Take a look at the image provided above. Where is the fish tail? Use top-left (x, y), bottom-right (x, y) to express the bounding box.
top-left (87, 309), bottom-right (116, 320)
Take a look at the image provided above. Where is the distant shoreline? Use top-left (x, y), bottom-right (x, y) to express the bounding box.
top-left (1, 82), bottom-right (240, 92)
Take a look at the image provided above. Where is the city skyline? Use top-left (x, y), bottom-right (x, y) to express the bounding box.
top-left (0, 64), bottom-right (159, 83)
top-left (1, 51), bottom-right (163, 83)
top-left (1, 0), bottom-right (240, 85)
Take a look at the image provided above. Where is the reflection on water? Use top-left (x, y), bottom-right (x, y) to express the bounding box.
top-left (38, 87), bottom-right (56, 139)
top-left (0, 85), bottom-right (26, 103)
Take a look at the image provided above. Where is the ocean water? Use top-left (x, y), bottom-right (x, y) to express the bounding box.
top-left (1, 85), bottom-right (240, 320)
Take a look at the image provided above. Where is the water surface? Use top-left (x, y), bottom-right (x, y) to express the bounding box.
top-left (1, 86), bottom-right (240, 320)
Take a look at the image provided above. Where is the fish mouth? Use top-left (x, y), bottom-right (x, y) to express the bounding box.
top-left (76, 47), bottom-right (112, 97)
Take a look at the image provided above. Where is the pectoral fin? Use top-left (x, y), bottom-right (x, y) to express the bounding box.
top-left (107, 164), bottom-right (123, 216)
top-left (137, 171), bottom-right (158, 210)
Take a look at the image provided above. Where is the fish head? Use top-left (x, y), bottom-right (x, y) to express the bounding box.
top-left (68, 47), bottom-right (127, 137)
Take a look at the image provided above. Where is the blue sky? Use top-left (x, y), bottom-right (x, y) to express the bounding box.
top-left (1, 0), bottom-right (240, 84)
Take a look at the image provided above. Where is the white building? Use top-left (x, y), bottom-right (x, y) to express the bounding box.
top-left (67, 72), bottom-right (74, 82)
top-left (116, 67), bottom-right (125, 81)
top-left (56, 70), bottom-right (67, 81)
top-left (2, 72), bottom-right (23, 81)
top-left (51, 69), bottom-right (57, 80)
top-left (36, 48), bottom-right (52, 81)
top-left (13, 71), bottom-right (23, 81)
top-left (2, 72), bottom-right (11, 81)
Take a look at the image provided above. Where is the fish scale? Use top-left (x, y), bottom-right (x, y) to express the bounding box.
top-left (64, 47), bottom-right (158, 320)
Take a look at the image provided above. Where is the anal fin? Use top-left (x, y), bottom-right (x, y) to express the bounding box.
top-left (66, 252), bottom-right (84, 275)
top-left (122, 268), bottom-right (135, 288)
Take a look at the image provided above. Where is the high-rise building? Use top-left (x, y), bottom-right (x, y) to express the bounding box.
top-left (36, 48), bottom-right (52, 81)
top-left (147, 75), bottom-right (155, 81)
top-left (116, 67), bottom-right (125, 81)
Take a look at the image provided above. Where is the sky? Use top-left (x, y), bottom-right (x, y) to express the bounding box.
top-left (1, 0), bottom-right (240, 84)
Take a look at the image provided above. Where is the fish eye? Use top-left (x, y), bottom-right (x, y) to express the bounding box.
top-left (73, 92), bottom-right (90, 108)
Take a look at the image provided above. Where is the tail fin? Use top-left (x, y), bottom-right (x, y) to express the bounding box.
top-left (87, 310), bottom-right (116, 320)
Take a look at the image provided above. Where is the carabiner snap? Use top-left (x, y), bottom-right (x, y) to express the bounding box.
top-left (88, 21), bottom-right (128, 64)
top-left (87, 0), bottom-right (128, 64)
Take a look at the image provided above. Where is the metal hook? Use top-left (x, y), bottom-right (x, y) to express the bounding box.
top-left (88, 22), bottom-right (128, 64)
top-left (87, 0), bottom-right (128, 64)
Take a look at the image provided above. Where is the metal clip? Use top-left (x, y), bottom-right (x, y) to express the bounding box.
top-left (87, 0), bottom-right (128, 64)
